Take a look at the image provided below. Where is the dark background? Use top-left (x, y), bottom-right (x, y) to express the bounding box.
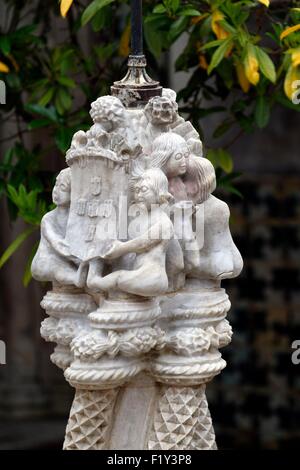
top-left (1, 28), bottom-right (300, 452)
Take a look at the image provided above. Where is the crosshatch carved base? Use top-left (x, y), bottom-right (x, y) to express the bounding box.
top-left (63, 388), bottom-right (119, 450)
top-left (61, 379), bottom-right (217, 450)
top-left (148, 384), bottom-right (216, 450)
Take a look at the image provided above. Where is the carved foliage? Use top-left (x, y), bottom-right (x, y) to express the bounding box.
top-left (71, 326), bottom-right (166, 361)
top-left (166, 320), bottom-right (233, 356)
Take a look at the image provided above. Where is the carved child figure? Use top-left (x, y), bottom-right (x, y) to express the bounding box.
top-left (87, 95), bottom-right (140, 158)
top-left (148, 132), bottom-right (200, 275)
top-left (183, 156), bottom-right (243, 281)
top-left (87, 169), bottom-right (180, 297)
top-left (31, 168), bottom-right (86, 287)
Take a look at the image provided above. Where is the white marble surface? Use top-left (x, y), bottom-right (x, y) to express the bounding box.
top-left (32, 90), bottom-right (243, 450)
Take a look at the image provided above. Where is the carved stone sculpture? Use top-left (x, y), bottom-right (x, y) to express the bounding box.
top-left (32, 88), bottom-right (243, 450)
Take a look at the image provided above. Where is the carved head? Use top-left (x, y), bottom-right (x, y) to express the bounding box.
top-left (133, 169), bottom-right (173, 207)
top-left (187, 137), bottom-right (203, 158)
top-left (144, 96), bottom-right (178, 125)
top-left (183, 156), bottom-right (216, 204)
top-left (89, 96), bottom-right (125, 132)
top-left (52, 168), bottom-right (71, 207)
top-left (70, 130), bottom-right (88, 149)
top-left (162, 88), bottom-right (177, 101)
top-left (149, 132), bottom-right (190, 178)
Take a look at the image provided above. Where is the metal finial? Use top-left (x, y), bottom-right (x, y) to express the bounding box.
top-left (111, 0), bottom-right (162, 108)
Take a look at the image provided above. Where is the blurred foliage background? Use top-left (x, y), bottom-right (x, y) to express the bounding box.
top-left (1, 0), bottom-right (300, 283)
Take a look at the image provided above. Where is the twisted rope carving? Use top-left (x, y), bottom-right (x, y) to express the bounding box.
top-left (64, 362), bottom-right (144, 388)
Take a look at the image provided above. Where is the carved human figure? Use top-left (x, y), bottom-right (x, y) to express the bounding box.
top-left (147, 132), bottom-right (200, 275)
top-left (31, 168), bottom-right (86, 287)
top-left (184, 156), bottom-right (243, 280)
top-left (86, 169), bottom-right (180, 297)
top-left (141, 91), bottom-right (202, 154)
top-left (141, 96), bottom-right (181, 152)
top-left (86, 95), bottom-right (141, 160)
top-left (89, 95), bottom-right (126, 136)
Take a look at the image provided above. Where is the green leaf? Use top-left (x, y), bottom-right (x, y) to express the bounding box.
top-left (254, 95), bottom-right (270, 128)
top-left (181, 9), bottom-right (202, 17)
top-left (25, 104), bottom-right (60, 123)
top-left (23, 241), bottom-right (39, 287)
top-left (55, 88), bottom-right (72, 115)
top-left (201, 39), bottom-right (225, 51)
top-left (218, 148), bottom-right (233, 173)
top-left (55, 127), bottom-right (74, 152)
top-left (57, 76), bottom-right (76, 88)
top-left (219, 19), bottom-right (236, 34)
top-left (168, 16), bottom-right (189, 43)
top-left (153, 4), bottom-right (166, 14)
top-left (0, 36), bottom-right (11, 55)
top-left (38, 88), bottom-right (54, 106)
top-left (91, 6), bottom-right (111, 32)
top-left (0, 227), bottom-right (36, 269)
top-left (213, 120), bottom-right (234, 138)
top-left (7, 185), bottom-right (19, 206)
top-left (208, 37), bottom-right (233, 74)
top-left (207, 148), bottom-right (233, 173)
top-left (28, 118), bottom-right (51, 130)
top-left (81, 0), bottom-right (115, 26)
top-left (276, 91), bottom-right (300, 112)
top-left (144, 20), bottom-right (163, 58)
top-left (255, 46), bottom-right (276, 84)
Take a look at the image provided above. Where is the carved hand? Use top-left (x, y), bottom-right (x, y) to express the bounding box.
top-left (102, 240), bottom-right (125, 260)
top-left (55, 240), bottom-right (78, 262)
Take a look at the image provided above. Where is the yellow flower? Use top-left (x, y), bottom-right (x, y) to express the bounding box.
top-left (292, 48), bottom-right (300, 68)
top-left (191, 14), bottom-right (208, 25)
top-left (258, 0), bottom-right (269, 7)
top-left (280, 24), bottom-right (300, 41)
top-left (60, 0), bottom-right (74, 18)
top-left (0, 61), bottom-right (9, 73)
top-left (198, 54), bottom-right (208, 70)
top-left (119, 23), bottom-right (131, 58)
top-left (235, 62), bottom-right (250, 92)
top-left (244, 51), bottom-right (260, 86)
top-left (211, 10), bottom-right (230, 40)
top-left (284, 64), bottom-right (300, 101)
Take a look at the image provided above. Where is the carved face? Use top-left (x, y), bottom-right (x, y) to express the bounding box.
top-left (52, 173), bottom-right (71, 207)
top-left (145, 96), bottom-right (178, 125)
top-left (164, 142), bottom-right (189, 177)
top-left (134, 179), bottom-right (157, 207)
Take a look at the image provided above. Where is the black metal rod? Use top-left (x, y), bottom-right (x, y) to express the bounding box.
top-left (131, 0), bottom-right (143, 56)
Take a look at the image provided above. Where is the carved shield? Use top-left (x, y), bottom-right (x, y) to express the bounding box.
top-left (65, 144), bottom-right (129, 261)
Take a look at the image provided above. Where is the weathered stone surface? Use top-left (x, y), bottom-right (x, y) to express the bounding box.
top-left (32, 90), bottom-right (242, 449)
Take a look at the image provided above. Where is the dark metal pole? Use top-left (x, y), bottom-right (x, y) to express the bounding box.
top-left (131, 0), bottom-right (143, 56)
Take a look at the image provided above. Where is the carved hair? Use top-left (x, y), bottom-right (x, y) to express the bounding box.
top-left (144, 96), bottom-right (178, 125)
top-left (148, 133), bottom-right (188, 172)
top-left (183, 156), bottom-right (216, 204)
top-left (162, 88), bottom-right (177, 101)
top-left (135, 168), bottom-right (174, 205)
top-left (90, 96), bottom-right (125, 123)
top-left (56, 168), bottom-right (71, 191)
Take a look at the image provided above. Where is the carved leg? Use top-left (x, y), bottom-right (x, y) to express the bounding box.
top-left (150, 283), bottom-right (231, 450)
top-left (148, 385), bottom-right (203, 450)
top-left (63, 296), bottom-right (163, 449)
top-left (148, 384), bottom-right (216, 450)
top-left (192, 388), bottom-right (217, 450)
top-left (63, 388), bottom-right (119, 450)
